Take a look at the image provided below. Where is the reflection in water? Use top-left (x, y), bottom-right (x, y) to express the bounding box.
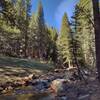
top-left (0, 87), bottom-right (55, 100)
top-left (0, 83), bottom-right (55, 100)
top-left (0, 93), bottom-right (54, 100)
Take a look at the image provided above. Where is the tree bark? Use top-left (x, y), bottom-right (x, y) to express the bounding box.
top-left (92, 0), bottom-right (100, 81)
top-left (24, 32), bottom-right (28, 58)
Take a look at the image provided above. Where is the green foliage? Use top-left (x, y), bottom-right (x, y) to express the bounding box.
top-left (35, 1), bottom-right (47, 52)
top-left (45, 27), bottom-right (58, 63)
top-left (57, 13), bottom-right (72, 67)
top-left (0, 0), bottom-right (96, 69)
top-left (60, 13), bottom-right (71, 38)
top-left (0, 0), bottom-right (16, 26)
top-left (75, 0), bottom-right (96, 68)
top-left (0, 0), bottom-right (31, 57)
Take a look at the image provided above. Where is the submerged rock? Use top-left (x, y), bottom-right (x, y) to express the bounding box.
top-left (50, 79), bottom-right (68, 93)
top-left (78, 94), bottom-right (90, 100)
top-left (32, 79), bottom-right (50, 92)
top-left (0, 87), bottom-right (3, 93)
top-left (56, 96), bottom-right (68, 100)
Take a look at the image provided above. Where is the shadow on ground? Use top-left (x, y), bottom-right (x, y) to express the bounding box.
top-left (0, 56), bottom-right (54, 83)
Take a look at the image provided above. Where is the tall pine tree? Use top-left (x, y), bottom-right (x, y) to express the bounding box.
top-left (75, 0), bottom-right (95, 68)
top-left (57, 13), bottom-right (72, 68)
top-left (35, 1), bottom-right (48, 59)
top-left (15, 0), bottom-right (31, 57)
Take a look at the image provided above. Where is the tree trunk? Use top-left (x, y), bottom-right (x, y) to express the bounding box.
top-left (24, 32), bottom-right (28, 58)
top-left (92, 0), bottom-right (100, 81)
top-left (68, 60), bottom-right (71, 68)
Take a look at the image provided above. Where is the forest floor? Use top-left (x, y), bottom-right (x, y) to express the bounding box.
top-left (0, 56), bottom-right (54, 83)
top-left (0, 57), bottom-right (100, 100)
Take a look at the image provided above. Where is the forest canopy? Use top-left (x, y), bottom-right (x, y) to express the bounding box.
top-left (0, 0), bottom-right (99, 70)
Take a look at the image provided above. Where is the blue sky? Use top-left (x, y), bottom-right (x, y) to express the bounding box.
top-left (31, 0), bottom-right (79, 30)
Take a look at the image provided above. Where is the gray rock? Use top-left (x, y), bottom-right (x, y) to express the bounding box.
top-left (34, 79), bottom-right (50, 91)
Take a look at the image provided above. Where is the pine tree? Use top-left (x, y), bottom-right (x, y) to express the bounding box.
top-left (0, 0), bottom-right (16, 26)
top-left (0, 0), bottom-right (21, 57)
top-left (71, 6), bottom-right (87, 68)
top-left (57, 13), bottom-right (72, 68)
top-left (46, 27), bottom-right (58, 63)
top-left (29, 13), bottom-right (40, 58)
top-left (35, 1), bottom-right (48, 59)
top-left (76, 0), bottom-right (96, 68)
top-left (24, 0), bottom-right (31, 57)
top-left (15, 0), bottom-right (31, 57)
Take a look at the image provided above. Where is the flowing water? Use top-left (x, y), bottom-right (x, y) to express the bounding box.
top-left (0, 93), bottom-right (54, 100)
top-left (0, 86), bottom-right (54, 100)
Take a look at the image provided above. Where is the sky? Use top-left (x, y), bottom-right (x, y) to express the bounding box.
top-left (31, 0), bottom-right (79, 30)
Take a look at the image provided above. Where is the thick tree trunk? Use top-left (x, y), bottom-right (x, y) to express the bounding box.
top-left (92, 0), bottom-right (100, 81)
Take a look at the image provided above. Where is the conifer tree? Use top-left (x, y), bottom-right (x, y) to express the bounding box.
top-left (35, 1), bottom-right (48, 59)
top-left (46, 27), bottom-right (58, 63)
top-left (29, 13), bottom-right (41, 58)
top-left (15, 0), bottom-right (31, 57)
top-left (0, 0), bottom-right (21, 56)
top-left (76, 0), bottom-right (96, 68)
top-left (57, 13), bottom-right (72, 68)
top-left (71, 6), bottom-right (86, 67)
